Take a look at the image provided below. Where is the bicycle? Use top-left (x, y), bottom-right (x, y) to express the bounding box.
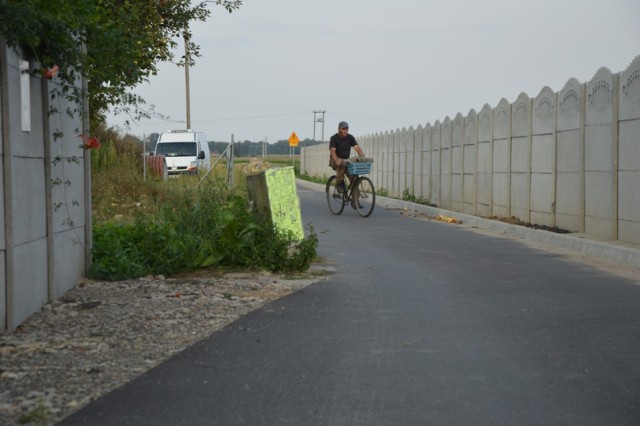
top-left (326, 161), bottom-right (376, 217)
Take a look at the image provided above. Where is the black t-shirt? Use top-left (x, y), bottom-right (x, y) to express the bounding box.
top-left (329, 133), bottom-right (358, 159)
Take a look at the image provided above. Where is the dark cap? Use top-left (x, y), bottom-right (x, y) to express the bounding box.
top-left (339, 121), bottom-right (349, 129)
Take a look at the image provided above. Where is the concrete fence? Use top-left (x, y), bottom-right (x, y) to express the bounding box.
top-left (1, 40), bottom-right (89, 331)
top-left (301, 55), bottom-right (640, 246)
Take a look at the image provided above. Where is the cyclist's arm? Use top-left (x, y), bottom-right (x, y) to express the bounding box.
top-left (354, 144), bottom-right (365, 157)
top-left (330, 147), bottom-right (343, 166)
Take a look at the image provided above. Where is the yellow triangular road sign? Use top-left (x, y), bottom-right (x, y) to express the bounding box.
top-left (288, 131), bottom-right (300, 146)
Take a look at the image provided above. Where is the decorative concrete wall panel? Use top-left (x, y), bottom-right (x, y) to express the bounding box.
top-left (510, 136), bottom-right (530, 222)
top-left (492, 98), bottom-right (511, 219)
top-left (463, 110), bottom-right (478, 215)
top-left (585, 172), bottom-right (614, 236)
top-left (618, 118), bottom-right (640, 243)
top-left (587, 68), bottom-right (615, 124)
top-left (556, 171), bottom-right (582, 231)
top-left (12, 239), bottom-right (48, 330)
top-left (12, 157), bottom-right (47, 245)
top-left (585, 125), bottom-right (613, 170)
top-left (476, 144), bottom-right (492, 217)
top-left (531, 134), bottom-right (555, 174)
top-left (440, 117), bottom-right (452, 209)
top-left (556, 78), bottom-right (584, 232)
top-left (451, 114), bottom-right (464, 211)
top-left (492, 173), bottom-right (509, 218)
top-left (493, 98), bottom-right (510, 139)
top-left (0, 57), bottom-right (3, 329)
top-left (618, 56), bottom-right (640, 244)
top-left (533, 87), bottom-right (556, 135)
top-left (530, 173), bottom-right (555, 226)
top-left (0, 256), bottom-right (5, 330)
top-left (421, 123), bottom-right (432, 202)
top-left (412, 126), bottom-right (422, 197)
top-left (585, 67), bottom-right (615, 238)
top-left (53, 229), bottom-right (86, 298)
top-left (0, 121), bottom-right (4, 251)
top-left (393, 129), bottom-right (401, 197)
top-left (383, 131), bottom-right (392, 195)
top-left (512, 93), bottom-right (530, 137)
top-left (408, 127), bottom-right (416, 195)
top-left (388, 131), bottom-right (394, 194)
top-left (493, 139), bottom-right (509, 173)
top-left (619, 55), bottom-right (640, 121)
top-left (397, 129), bottom-right (405, 197)
top-left (556, 130), bottom-right (582, 231)
top-left (0, 194), bottom-right (3, 249)
top-left (556, 129), bottom-right (581, 174)
top-left (530, 135), bottom-right (555, 175)
top-left (492, 138), bottom-right (510, 218)
top-left (558, 78), bottom-right (582, 131)
top-left (51, 160), bottom-right (85, 234)
top-left (398, 128), bottom-right (408, 195)
top-left (374, 133), bottom-right (381, 191)
top-left (478, 103), bottom-right (493, 141)
top-left (431, 121), bottom-right (441, 206)
top-left (530, 88), bottom-right (557, 227)
top-left (511, 138), bottom-right (530, 172)
top-left (477, 104), bottom-right (493, 217)
top-left (510, 94), bottom-right (531, 222)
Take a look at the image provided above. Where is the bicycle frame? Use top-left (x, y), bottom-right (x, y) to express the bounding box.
top-left (326, 173), bottom-right (376, 217)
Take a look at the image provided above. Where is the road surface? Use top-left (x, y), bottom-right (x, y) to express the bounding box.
top-left (62, 182), bottom-right (640, 425)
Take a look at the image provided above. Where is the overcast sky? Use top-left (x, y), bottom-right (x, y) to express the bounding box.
top-left (106, 0), bottom-right (640, 143)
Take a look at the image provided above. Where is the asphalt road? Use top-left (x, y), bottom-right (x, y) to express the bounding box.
top-left (62, 183), bottom-right (640, 425)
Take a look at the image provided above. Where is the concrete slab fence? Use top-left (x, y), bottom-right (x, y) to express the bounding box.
top-left (301, 55), bottom-right (640, 246)
top-left (1, 40), bottom-right (90, 331)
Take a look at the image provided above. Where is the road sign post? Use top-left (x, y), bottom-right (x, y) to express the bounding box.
top-left (289, 132), bottom-right (300, 168)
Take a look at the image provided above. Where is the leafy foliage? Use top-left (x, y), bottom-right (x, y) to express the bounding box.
top-left (89, 126), bottom-right (318, 281)
top-left (0, 0), bottom-right (242, 123)
top-left (90, 183), bottom-right (318, 280)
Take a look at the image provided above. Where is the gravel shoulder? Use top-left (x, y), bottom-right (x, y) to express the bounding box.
top-left (0, 270), bottom-right (328, 425)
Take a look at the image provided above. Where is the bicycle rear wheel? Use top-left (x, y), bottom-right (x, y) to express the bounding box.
top-left (353, 177), bottom-right (375, 217)
top-left (326, 175), bottom-right (346, 215)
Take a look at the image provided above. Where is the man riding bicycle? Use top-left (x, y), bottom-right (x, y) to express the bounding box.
top-left (329, 121), bottom-right (365, 194)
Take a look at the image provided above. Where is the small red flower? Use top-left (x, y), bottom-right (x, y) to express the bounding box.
top-left (79, 134), bottom-right (101, 150)
top-left (43, 65), bottom-right (59, 80)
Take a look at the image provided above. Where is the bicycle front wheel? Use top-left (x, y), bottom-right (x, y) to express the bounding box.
top-left (326, 175), bottom-right (346, 215)
top-left (353, 177), bottom-right (375, 217)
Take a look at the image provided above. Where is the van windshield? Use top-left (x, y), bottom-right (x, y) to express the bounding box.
top-left (156, 142), bottom-right (197, 157)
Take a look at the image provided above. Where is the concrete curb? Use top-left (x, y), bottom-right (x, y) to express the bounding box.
top-left (297, 179), bottom-right (640, 269)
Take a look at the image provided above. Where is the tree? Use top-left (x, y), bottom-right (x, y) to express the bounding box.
top-left (0, 0), bottom-right (242, 126)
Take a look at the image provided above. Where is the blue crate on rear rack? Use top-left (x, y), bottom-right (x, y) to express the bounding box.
top-left (346, 162), bottom-right (372, 175)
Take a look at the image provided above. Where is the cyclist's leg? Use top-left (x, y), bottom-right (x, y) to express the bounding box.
top-left (349, 175), bottom-right (360, 208)
top-left (335, 162), bottom-right (347, 192)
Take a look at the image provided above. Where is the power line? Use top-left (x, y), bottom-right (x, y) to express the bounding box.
top-left (330, 110), bottom-right (414, 126)
top-left (133, 107), bottom-right (310, 124)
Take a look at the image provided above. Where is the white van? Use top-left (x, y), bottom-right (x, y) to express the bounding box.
top-left (153, 130), bottom-right (211, 175)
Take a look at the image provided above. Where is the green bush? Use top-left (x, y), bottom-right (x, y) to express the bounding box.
top-left (89, 179), bottom-right (318, 281)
